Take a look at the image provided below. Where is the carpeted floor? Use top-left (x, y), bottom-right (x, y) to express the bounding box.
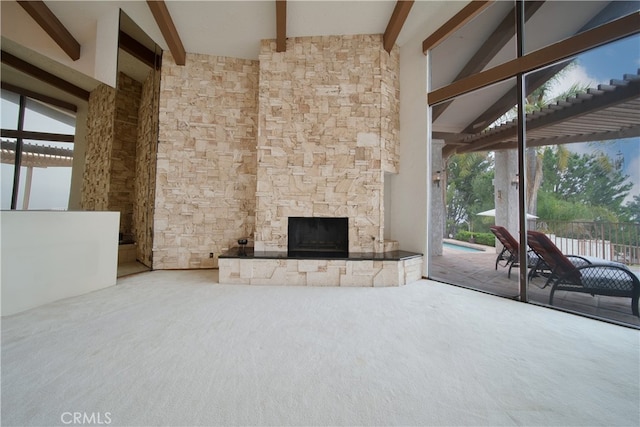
top-left (2, 269), bottom-right (639, 426)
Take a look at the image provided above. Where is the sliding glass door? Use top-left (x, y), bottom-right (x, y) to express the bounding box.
top-left (426, 1), bottom-right (639, 326)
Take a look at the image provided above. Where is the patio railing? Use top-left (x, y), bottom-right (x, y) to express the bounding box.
top-left (533, 220), bottom-right (640, 266)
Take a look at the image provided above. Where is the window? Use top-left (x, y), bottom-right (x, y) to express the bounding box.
top-left (427, 1), bottom-right (639, 326)
top-left (1, 89), bottom-right (76, 210)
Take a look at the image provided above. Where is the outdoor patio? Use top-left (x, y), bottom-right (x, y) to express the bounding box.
top-left (430, 244), bottom-right (640, 328)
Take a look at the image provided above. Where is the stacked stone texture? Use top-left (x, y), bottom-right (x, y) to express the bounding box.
top-left (134, 69), bottom-right (161, 267)
top-left (82, 84), bottom-right (116, 211)
top-left (218, 256), bottom-right (422, 287)
top-left (255, 34), bottom-right (400, 253)
top-left (110, 73), bottom-right (142, 237)
top-left (154, 52), bottom-right (259, 269)
top-left (381, 46), bottom-right (400, 173)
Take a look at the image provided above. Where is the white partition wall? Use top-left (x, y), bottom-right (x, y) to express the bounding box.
top-left (390, 34), bottom-right (429, 277)
top-left (1, 211), bottom-right (119, 316)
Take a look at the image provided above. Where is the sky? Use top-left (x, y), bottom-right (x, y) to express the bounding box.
top-left (544, 34), bottom-right (640, 205)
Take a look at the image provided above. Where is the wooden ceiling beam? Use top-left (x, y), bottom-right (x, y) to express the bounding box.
top-left (442, 144), bottom-right (460, 159)
top-left (1, 51), bottom-right (89, 100)
top-left (383, 0), bottom-right (414, 54)
top-left (276, 0), bottom-right (287, 52)
top-left (119, 31), bottom-right (161, 69)
top-left (422, 1), bottom-right (493, 53)
top-left (432, 1), bottom-right (544, 121)
top-left (428, 13), bottom-right (639, 106)
top-left (460, 61), bottom-right (570, 134)
top-left (432, 131), bottom-right (469, 142)
top-left (1, 82), bottom-right (77, 113)
top-left (147, 0), bottom-right (185, 65)
top-left (1, 129), bottom-right (75, 143)
top-left (458, 1), bottom-right (633, 135)
top-left (17, 0), bottom-right (81, 61)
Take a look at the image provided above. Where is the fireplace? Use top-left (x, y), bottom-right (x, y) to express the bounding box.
top-left (288, 217), bottom-right (348, 257)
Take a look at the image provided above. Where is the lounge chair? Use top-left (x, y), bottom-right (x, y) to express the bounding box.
top-left (527, 230), bottom-right (639, 316)
top-left (489, 225), bottom-right (520, 278)
top-left (489, 225), bottom-right (540, 278)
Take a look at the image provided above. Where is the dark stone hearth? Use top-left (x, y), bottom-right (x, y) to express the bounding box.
top-left (219, 248), bottom-right (422, 262)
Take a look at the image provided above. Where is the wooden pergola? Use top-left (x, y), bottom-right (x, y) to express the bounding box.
top-left (450, 70), bottom-right (640, 153)
top-left (1, 139), bottom-right (73, 209)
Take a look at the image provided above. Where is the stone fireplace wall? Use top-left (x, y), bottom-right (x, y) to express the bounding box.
top-left (154, 52), bottom-right (259, 269)
top-left (255, 34), bottom-right (400, 253)
top-left (381, 49), bottom-right (400, 173)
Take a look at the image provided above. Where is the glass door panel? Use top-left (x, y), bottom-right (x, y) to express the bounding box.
top-left (524, 36), bottom-right (640, 327)
top-left (430, 78), bottom-right (522, 299)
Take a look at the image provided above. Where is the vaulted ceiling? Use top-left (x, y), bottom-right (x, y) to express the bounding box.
top-left (1, 0), bottom-right (638, 157)
top-left (1, 1), bottom-right (466, 71)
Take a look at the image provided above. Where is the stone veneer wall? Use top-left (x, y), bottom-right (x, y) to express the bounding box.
top-left (110, 73), bottom-right (141, 237)
top-left (381, 48), bottom-right (400, 173)
top-left (255, 34), bottom-right (400, 253)
top-left (219, 256), bottom-right (422, 287)
top-left (134, 69), bottom-right (160, 267)
top-left (82, 84), bottom-right (116, 211)
top-left (154, 52), bottom-right (259, 269)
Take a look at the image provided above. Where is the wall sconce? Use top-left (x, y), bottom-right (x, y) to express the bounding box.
top-left (433, 170), bottom-right (442, 187)
top-left (511, 173), bottom-right (519, 190)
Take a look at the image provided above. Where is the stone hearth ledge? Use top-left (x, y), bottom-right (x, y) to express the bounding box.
top-left (218, 249), bottom-right (423, 287)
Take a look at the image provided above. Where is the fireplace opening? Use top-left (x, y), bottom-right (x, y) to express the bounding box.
top-left (288, 217), bottom-right (348, 257)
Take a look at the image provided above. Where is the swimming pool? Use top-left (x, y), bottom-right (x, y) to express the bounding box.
top-left (442, 241), bottom-right (486, 253)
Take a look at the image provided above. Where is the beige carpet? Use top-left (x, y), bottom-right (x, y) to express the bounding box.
top-left (2, 269), bottom-right (639, 426)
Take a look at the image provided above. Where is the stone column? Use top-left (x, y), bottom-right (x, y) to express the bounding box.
top-left (494, 150), bottom-right (519, 239)
top-left (431, 139), bottom-right (445, 256)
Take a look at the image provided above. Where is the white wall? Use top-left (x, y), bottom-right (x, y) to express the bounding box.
top-left (1, 211), bottom-right (119, 316)
top-left (0, 0), bottom-right (118, 87)
top-left (390, 35), bottom-right (429, 276)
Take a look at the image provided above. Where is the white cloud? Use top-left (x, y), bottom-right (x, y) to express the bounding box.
top-left (545, 64), bottom-right (603, 102)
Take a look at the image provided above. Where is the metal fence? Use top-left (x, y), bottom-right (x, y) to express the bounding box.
top-left (533, 221), bottom-right (640, 266)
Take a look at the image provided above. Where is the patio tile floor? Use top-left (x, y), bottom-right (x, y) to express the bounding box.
top-left (430, 246), bottom-right (640, 328)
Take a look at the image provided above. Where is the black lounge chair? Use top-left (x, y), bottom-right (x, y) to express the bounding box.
top-left (527, 230), bottom-right (640, 316)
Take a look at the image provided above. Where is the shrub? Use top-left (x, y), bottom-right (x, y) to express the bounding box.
top-left (455, 230), bottom-right (495, 247)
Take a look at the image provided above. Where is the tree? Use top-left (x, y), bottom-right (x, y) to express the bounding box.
top-left (523, 71), bottom-right (590, 216)
top-left (540, 146), bottom-right (570, 194)
top-left (445, 152), bottom-right (494, 236)
top-left (621, 195), bottom-right (640, 223)
top-left (539, 149), bottom-right (633, 220)
top-left (492, 63), bottom-right (591, 217)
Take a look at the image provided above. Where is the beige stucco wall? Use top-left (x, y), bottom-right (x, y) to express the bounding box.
top-left (255, 34), bottom-right (400, 253)
top-left (154, 52), bottom-right (259, 269)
